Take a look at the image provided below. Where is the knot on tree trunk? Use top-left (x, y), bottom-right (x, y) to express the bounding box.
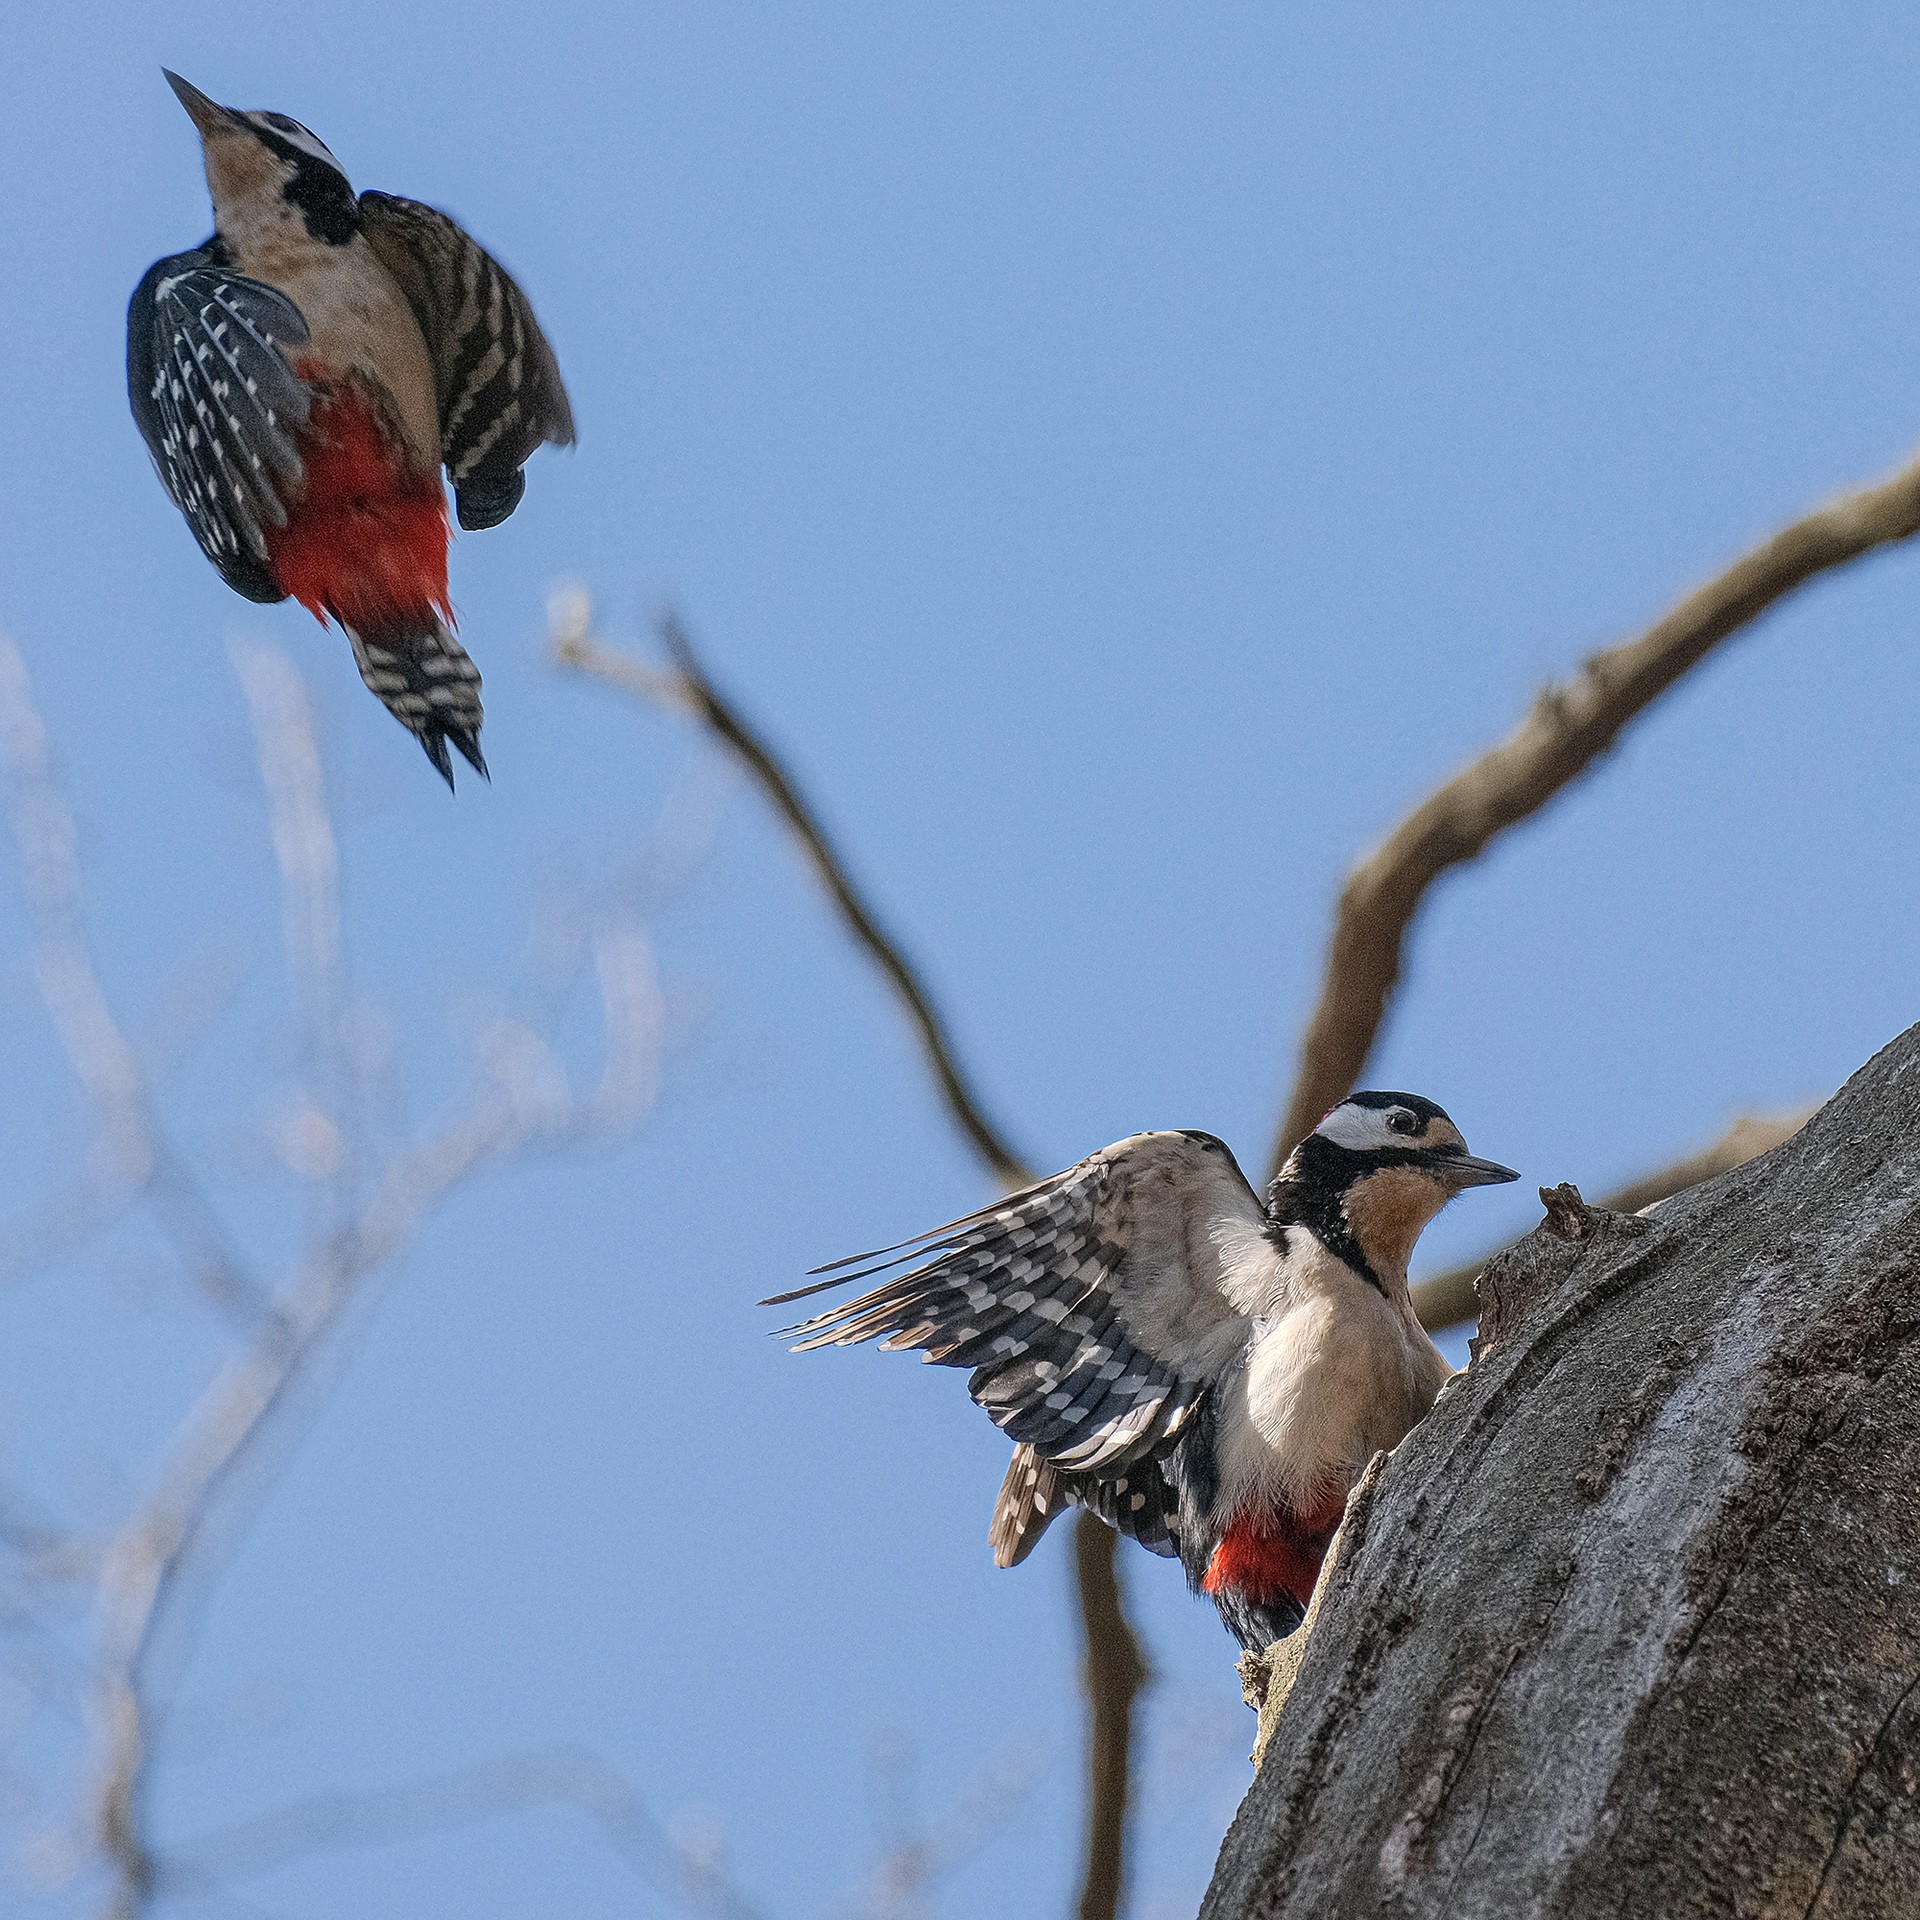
top-left (1473, 1183), bottom-right (1654, 1357)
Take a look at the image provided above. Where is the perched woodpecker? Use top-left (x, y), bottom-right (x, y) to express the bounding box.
top-left (770, 1093), bottom-right (1518, 1651)
top-left (127, 72), bottom-right (574, 787)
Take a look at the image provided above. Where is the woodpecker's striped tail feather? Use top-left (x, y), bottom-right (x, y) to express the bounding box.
top-left (345, 617), bottom-right (487, 790)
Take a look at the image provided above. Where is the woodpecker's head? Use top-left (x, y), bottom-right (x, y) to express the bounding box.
top-left (163, 71), bottom-right (359, 249)
top-left (1270, 1091), bottom-right (1519, 1285)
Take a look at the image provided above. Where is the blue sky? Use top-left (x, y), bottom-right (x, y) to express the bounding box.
top-left (6, 4), bottom-right (1920, 1914)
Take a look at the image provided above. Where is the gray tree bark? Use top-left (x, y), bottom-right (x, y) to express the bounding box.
top-left (1204, 1024), bottom-right (1920, 1920)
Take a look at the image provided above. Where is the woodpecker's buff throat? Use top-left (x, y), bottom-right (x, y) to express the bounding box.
top-left (127, 71), bottom-right (575, 787)
top-left (768, 1093), bottom-right (1518, 1652)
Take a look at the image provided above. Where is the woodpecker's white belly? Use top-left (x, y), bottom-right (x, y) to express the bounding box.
top-left (1212, 1265), bottom-right (1453, 1519)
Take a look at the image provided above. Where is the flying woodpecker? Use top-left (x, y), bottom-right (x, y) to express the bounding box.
top-left (127, 72), bottom-right (575, 787)
top-left (770, 1093), bottom-right (1518, 1651)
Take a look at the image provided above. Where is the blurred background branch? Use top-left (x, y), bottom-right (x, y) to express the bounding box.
top-left (161, 1748), bottom-right (765, 1920)
top-left (0, 633), bottom-right (264, 1321)
top-left (0, 631), bottom-right (668, 1917)
top-left (1268, 446), bottom-right (1920, 1181)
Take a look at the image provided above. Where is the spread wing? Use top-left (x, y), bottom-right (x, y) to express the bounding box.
top-left (358, 192), bottom-right (575, 532)
top-left (775, 1131), bottom-right (1274, 1559)
top-left (127, 246), bottom-right (311, 603)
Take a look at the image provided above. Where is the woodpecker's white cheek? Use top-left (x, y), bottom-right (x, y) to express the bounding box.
top-left (1314, 1103), bottom-right (1409, 1151)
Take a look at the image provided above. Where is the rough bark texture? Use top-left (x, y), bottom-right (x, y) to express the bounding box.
top-left (1204, 1024), bottom-right (1920, 1920)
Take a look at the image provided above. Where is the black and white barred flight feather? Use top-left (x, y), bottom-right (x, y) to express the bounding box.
top-left (358, 192), bottom-right (576, 531)
top-left (127, 249), bottom-right (312, 603)
top-left (771, 1130), bottom-right (1267, 1561)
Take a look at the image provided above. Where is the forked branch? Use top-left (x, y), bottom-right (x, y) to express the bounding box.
top-left (1269, 446), bottom-right (1920, 1179)
top-left (0, 639), bottom-right (670, 1919)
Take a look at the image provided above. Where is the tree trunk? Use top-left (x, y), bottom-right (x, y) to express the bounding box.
top-left (1204, 1024), bottom-right (1920, 1920)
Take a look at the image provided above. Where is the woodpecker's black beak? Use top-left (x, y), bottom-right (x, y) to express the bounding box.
top-left (163, 70), bottom-right (239, 137)
top-left (1428, 1150), bottom-right (1521, 1189)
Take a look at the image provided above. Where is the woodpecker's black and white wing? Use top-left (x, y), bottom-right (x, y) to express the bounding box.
top-left (990, 1441), bottom-right (1182, 1569)
top-left (357, 192), bottom-right (575, 532)
top-left (127, 245), bottom-right (311, 604)
top-left (775, 1131), bottom-right (1275, 1562)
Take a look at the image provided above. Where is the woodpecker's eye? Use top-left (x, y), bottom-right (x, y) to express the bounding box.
top-left (1386, 1109), bottom-right (1421, 1136)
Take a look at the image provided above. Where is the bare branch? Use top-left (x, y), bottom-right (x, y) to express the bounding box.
top-left (0, 628), bottom-right (265, 1322)
top-left (1409, 1106), bottom-right (1814, 1333)
top-left (84, 640), bottom-right (666, 1920)
top-left (162, 1749), bottom-right (762, 1920)
top-left (1268, 448), bottom-right (1920, 1178)
top-left (549, 591), bottom-right (1035, 1190)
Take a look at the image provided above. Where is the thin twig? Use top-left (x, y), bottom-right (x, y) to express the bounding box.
top-left (549, 592), bottom-right (1033, 1189)
top-left (1268, 447), bottom-right (1920, 1179)
top-left (550, 591), bottom-right (1143, 1920)
top-left (232, 640), bottom-right (356, 1234)
top-left (0, 630), bottom-right (267, 1324)
top-left (822, 1736), bottom-right (1047, 1920)
top-left (1409, 1107), bottom-right (1813, 1333)
top-left (162, 1749), bottom-right (762, 1920)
